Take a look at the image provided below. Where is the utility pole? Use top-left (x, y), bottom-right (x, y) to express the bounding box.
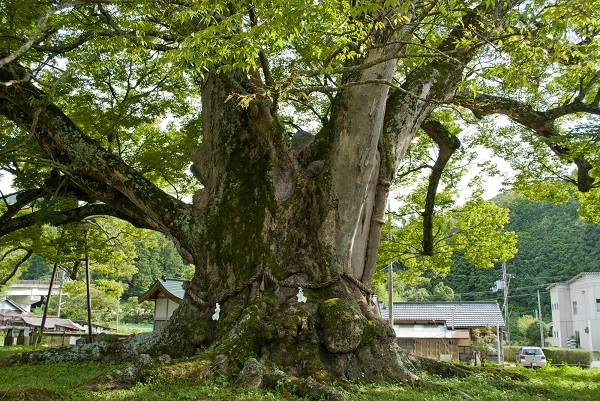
top-left (84, 229), bottom-right (93, 343)
top-left (502, 262), bottom-right (511, 345)
top-left (537, 290), bottom-right (544, 347)
top-left (56, 270), bottom-right (65, 318)
top-left (39, 261), bottom-right (59, 344)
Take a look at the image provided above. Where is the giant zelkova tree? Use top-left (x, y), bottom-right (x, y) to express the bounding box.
top-left (1, 0), bottom-right (599, 386)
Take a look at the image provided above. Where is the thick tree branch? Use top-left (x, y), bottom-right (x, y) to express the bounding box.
top-left (248, 5), bottom-right (277, 108)
top-left (1, 188), bottom-right (44, 220)
top-left (576, 74), bottom-right (599, 102)
top-left (0, 1), bottom-right (116, 67)
top-left (420, 120), bottom-right (461, 256)
top-left (31, 31), bottom-right (95, 53)
top-left (455, 92), bottom-right (600, 121)
top-left (0, 60), bottom-right (197, 238)
top-left (0, 169), bottom-right (78, 222)
top-left (453, 92), bottom-right (596, 191)
top-left (384, 0), bottom-right (521, 176)
top-left (0, 203), bottom-right (151, 239)
top-left (361, 142), bottom-right (392, 285)
top-left (0, 248), bottom-right (33, 286)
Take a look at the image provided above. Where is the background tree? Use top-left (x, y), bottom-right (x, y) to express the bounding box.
top-left (126, 232), bottom-right (194, 297)
top-left (0, 0), bottom-right (599, 390)
top-left (49, 279), bottom-right (124, 324)
top-left (377, 177), bottom-right (518, 283)
top-left (374, 277), bottom-right (456, 302)
top-left (472, 326), bottom-right (498, 366)
top-left (515, 314), bottom-right (549, 346)
top-left (18, 256), bottom-right (53, 281)
top-left (118, 298), bottom-right (154, 325)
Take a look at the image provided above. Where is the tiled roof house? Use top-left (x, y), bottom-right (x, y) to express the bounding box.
top-left (380, 301), bottom-right (505, 328)
top-left (379, 301), bottom-right (505, 362)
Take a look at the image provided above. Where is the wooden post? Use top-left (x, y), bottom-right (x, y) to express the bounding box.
top-left (497, 324), bottom-right (501, 365)
top-left (85, 254), bottom-right (93, 343)
top-left (56, 270), bottom-right (65, 317)
top-left (39, 261), bottom-right (59, 344)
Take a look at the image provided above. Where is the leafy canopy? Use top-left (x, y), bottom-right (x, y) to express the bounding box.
top-left (0, 0), bottom-right (599, 288)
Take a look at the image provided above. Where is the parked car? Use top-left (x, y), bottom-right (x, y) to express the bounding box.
top-left (516, 346), bottom-right (547, 368)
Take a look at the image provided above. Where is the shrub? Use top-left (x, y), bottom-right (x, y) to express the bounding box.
top-left (504, 345), bottom-right (519, 362)
top-left (504, 345), bottom-right (593, 367)
top-left (542, 347), bottom-right (593, 368)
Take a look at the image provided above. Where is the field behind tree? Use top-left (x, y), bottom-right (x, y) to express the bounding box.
top-left (1, 346), bottom-right (598, 401)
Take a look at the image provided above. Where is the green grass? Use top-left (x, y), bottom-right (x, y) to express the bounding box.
top-left (52, 381), bottom-right (311, 401)
top-left (113, 323), bottom-right (153, 334)
top-left (0, 344), bottom-right (46, 359)
top-left (347, 365), bottom-right (600, 401)
top-left (0, 348), bottom-right (598, 401)
top-left (1, 360), bottom-right (122, 390)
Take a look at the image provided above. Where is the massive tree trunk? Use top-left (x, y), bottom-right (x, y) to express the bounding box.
top-left (153, 0), bottom-right (510, 374)
top-left (0, 41), bottom-right (418, 384)
top-left (0, 0), bottom-right (521, 388)
top-left (156, 56), bottom-right (422, 381)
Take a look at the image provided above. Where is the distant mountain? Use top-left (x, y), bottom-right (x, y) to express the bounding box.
top-left (432, 192), bottom-right (600, 339)
top-left (494, 192), bottom-right (600, 286)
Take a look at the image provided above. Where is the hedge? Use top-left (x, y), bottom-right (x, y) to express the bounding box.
top-left (504, 345), bottom-right (593, 368)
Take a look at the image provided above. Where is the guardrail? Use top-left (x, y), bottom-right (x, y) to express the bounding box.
top-left (1, 327), bottom-right (130, 347)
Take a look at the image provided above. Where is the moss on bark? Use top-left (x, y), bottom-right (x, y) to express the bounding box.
top-left (320, 298), bottom-right (367, 353)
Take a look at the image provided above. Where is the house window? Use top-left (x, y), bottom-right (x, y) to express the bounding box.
top-left (458, 346), bottom-right (472, 362)
top-left (573, 301), bottom-right (578, 315)
top-left (399, 339), bottom-right (415, 351)
top-left (596, 299), bottom-right (600, 313)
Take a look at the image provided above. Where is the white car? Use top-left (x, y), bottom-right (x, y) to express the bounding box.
top-left (516, 346), bottom-right (547, 368)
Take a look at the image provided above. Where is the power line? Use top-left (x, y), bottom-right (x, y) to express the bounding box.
top-left (396, 282), bottom-right (555, 301)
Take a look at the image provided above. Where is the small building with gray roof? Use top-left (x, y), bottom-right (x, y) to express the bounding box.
top-left (139, 277), bottom-right (186, 331)
top-left (379, 301), bottom-right (505, 363)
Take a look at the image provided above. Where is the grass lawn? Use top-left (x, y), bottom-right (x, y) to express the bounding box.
top-left (113, 323), bottom-right (153, 335)
top-left (0, 346), bottom-right (598, 400)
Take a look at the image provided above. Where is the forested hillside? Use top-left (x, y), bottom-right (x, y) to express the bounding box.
top-left (431, 193), bottom-right (600, 341)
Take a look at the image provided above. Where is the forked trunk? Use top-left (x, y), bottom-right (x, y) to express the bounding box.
top-left (156, 67), bottom-right (418, 382)
top-left (0, 0), bottom-right (524, 392)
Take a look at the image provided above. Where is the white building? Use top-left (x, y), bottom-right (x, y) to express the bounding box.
top-left (547, 272), bottom-right (600, 352)
top-left (1, 280), bottom-right (60, 312)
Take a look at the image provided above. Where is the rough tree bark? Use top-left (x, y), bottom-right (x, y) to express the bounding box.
top-left (151, 1), bottom-right (519, 383)
top-left (157, 55), bottom-right (420, 382)
top-left (0, 0), bottom-right (522, 391)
